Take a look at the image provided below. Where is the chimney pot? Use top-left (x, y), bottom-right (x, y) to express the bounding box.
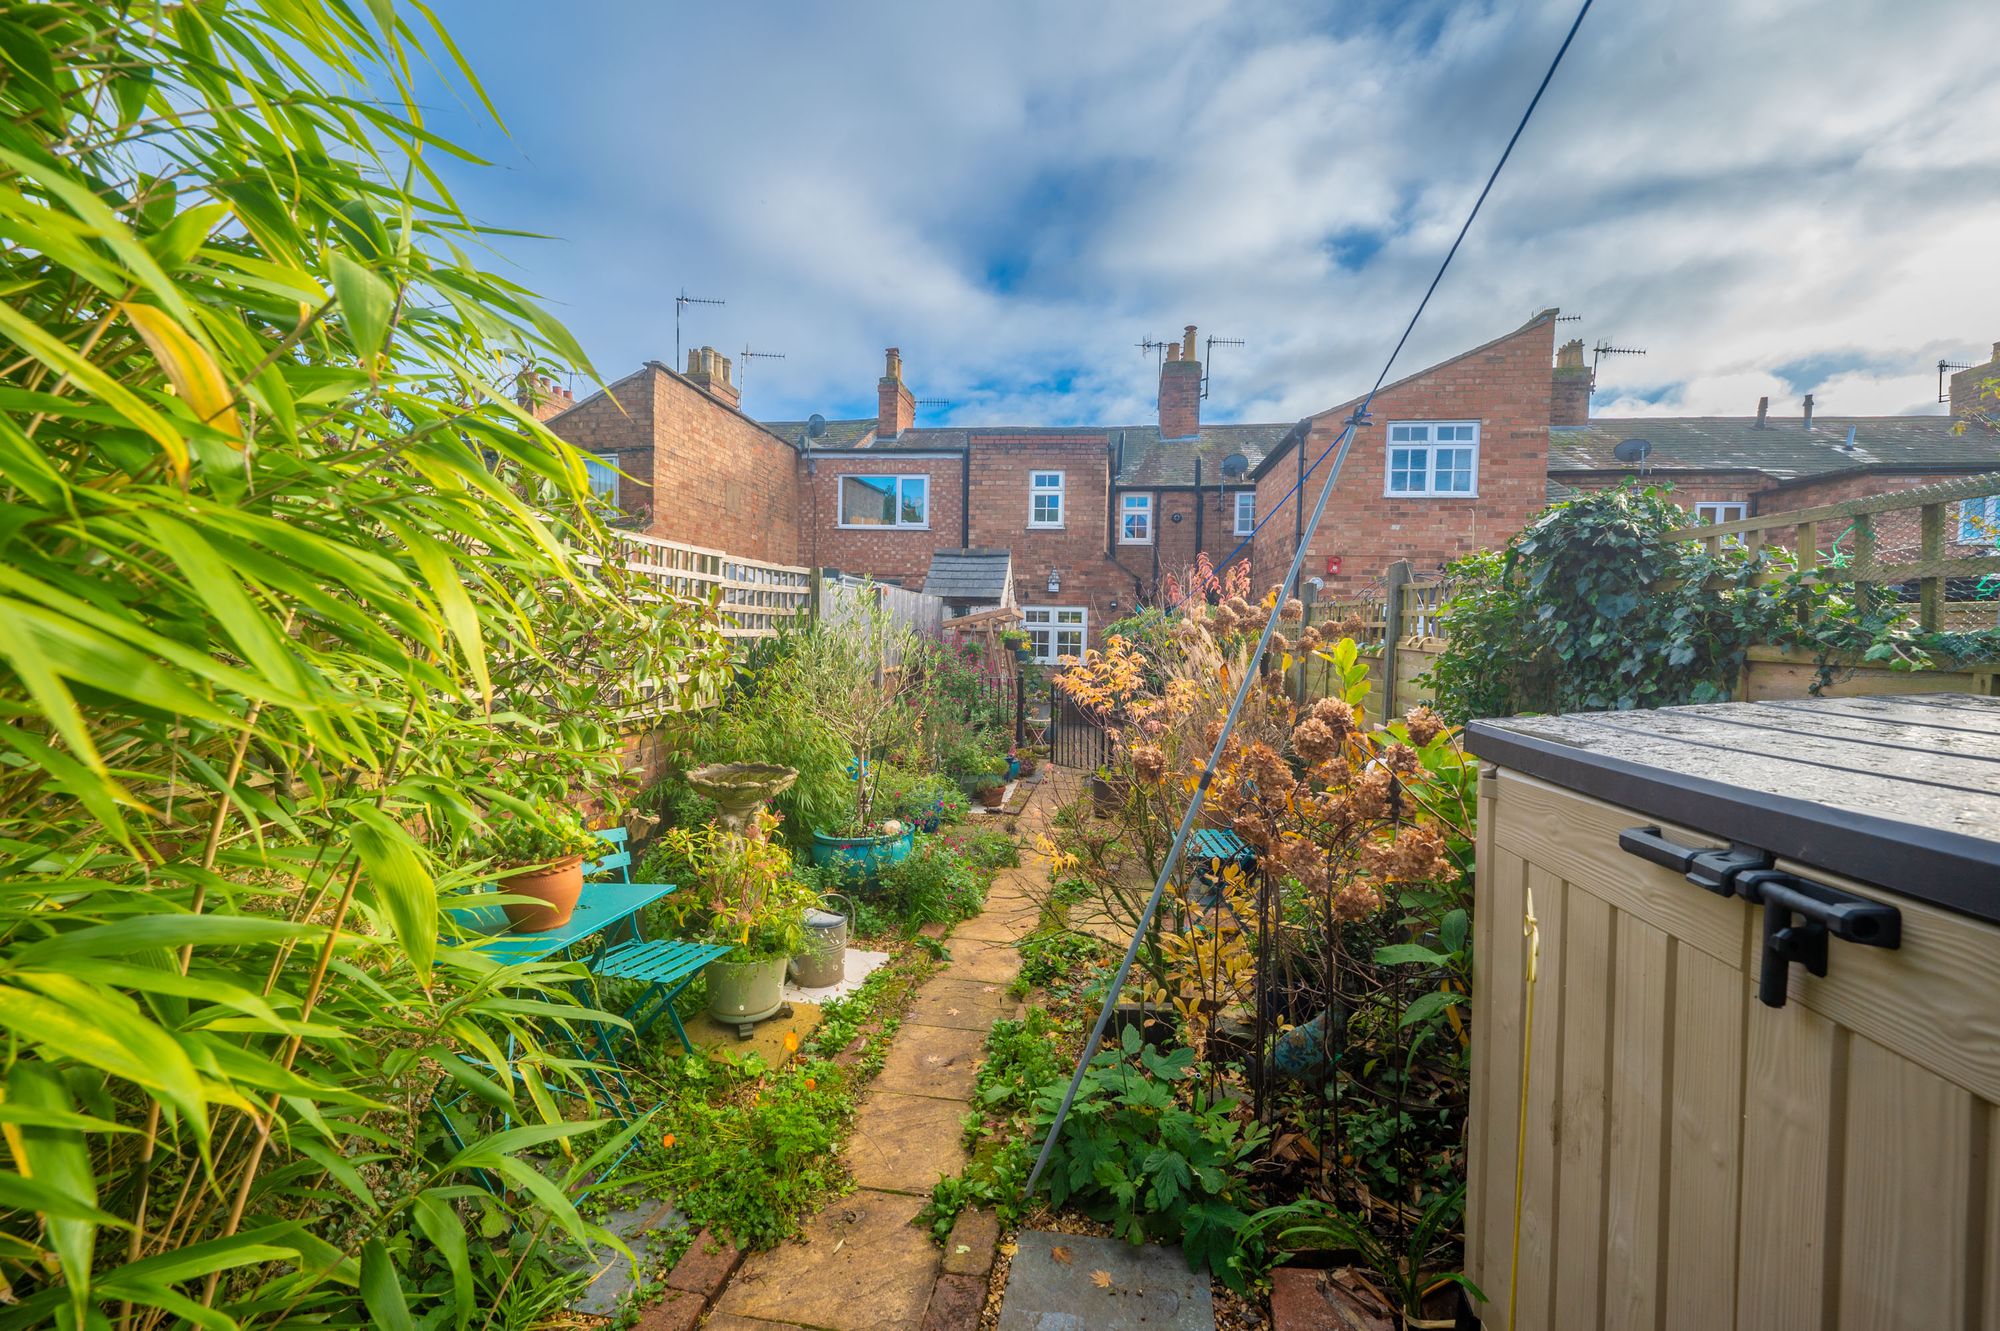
top-left (1157, 322), bottom-right (1202, 439)
top-left (878, 347), bottom-right (914, 439)
top-left (1550, 338), bottom-right (1592, 426)
top-left (1991, 341), bottom-right (2000, 362)
top-left (1755, 395), bottom-right (1768, 427)
top-left (683, 345), bottom-right (740, 409)
top-left (1802, 393), bottom-right (1814, 429)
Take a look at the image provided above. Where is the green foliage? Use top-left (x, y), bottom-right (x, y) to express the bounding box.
top-left (1240, 1186), bottom-right (1482, 1318)
top-left (1016, 929), bottom-right (1112, 991)
top-left (921, 1011), bottom-right (1063, 1241)
top-left (875, 837), bottom-right (988, 929)
top-left (634, 1055), bottom-right (853, 1250)
top-left (650, 821), bottom-right (817, 960)
top-left (468, 802), bottom-right (603, 870)
top-left (1034, 1024), bottom-right (1271, 1290)
top-left (879, 768), bottom-right (971, 826)
top-left (1424, 484), bottom-right (1926, 720)
top-left (0, 2), bottom-right (734, 1324)
top-left (940, 823), bottom-right (1021, 870)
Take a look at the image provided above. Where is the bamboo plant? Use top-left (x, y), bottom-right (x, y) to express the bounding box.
top-left (0, 2), bottom-right (728, 1326)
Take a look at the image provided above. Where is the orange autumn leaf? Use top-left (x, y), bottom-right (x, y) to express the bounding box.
top-left (660, 1132), bottom-right (676, 1150)
top-left (1049, 1245), bottom-right (1073, 1265)
top-left (1091, 1270), bottom-right (1114, 1289)
top-left (783, 1030), bottom-right (800, 1053)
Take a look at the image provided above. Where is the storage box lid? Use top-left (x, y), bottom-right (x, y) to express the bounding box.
top-left (1466, 693), bottom-right (2000, 924)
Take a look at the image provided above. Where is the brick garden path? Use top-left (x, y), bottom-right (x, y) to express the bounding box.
top-left (690, 784), bottom-right (1061, 1331)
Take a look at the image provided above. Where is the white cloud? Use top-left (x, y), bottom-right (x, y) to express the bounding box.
top-left (424, 0), bottom-right (2000, 426)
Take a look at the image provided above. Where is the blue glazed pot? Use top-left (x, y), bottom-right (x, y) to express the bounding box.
top-left (810, 827), bottom-right (915, 882)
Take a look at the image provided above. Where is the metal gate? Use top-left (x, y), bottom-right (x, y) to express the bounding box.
top-left (1047, 680), bottom-right (1110, 771)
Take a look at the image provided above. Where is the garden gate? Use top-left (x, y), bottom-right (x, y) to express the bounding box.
top-left (1047, 680), bottom-right (1109, 771)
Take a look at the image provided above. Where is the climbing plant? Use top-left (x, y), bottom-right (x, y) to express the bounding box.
top-left (1422, 484), bottom-right (1934, 721)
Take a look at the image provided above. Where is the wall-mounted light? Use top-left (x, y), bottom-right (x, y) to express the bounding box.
top-left (1047, 569), bottom-right (1061, 594)
top-left (1109, 598), bottom-right (1120, 613)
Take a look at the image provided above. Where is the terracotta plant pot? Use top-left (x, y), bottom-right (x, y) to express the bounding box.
top-left (975, 785), bottom-right (1005, 810)
top-left (498, 856), bottom-right (585, 933)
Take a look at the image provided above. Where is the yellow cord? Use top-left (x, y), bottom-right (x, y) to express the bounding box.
top-left (1507, 886), bottom-right (1540, 1331)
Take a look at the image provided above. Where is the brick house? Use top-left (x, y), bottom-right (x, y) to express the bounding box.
top-left (534, 312), bottom-right (2000, 652)
top-left (1550, 340), bottom-right (2000, 556)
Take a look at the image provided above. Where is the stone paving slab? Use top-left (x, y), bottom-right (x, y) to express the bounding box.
top-left (685, 1002), bottom-right (823, 1063)
top-left (716, 1190), bottom-right (940, 1331)
top-left (873, 1022), bottom-right (987, 1100)
top-left (997, 1231), bottom-right (1215, 1331)
top-left (951, 910), bottom-right (1039, 944)
top-left (940, 937), bottom-right (1023, 985)
top-left (699, 1315), bottom-right (803, 1331)
top-left (846, 1091), bottom-right (971, 1194)
top-left (906, 977), bottom-right (1017, 1031)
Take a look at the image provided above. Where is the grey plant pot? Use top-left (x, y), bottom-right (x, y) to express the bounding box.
top-left (705, 953), bottom-right (787, 1025)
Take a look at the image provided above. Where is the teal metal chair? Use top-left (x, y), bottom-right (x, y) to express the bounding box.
top-left (580, 828), bottom-right (734, 1056)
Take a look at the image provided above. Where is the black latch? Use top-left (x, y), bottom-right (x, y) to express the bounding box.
top-left (1617, 826), bottom-right (1771, 896)
top-left (1621, 827), bottom-right (1901, 1008)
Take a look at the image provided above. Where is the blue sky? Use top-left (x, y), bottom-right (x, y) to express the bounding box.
top-left (419, 0), bottom-right (2000, 426)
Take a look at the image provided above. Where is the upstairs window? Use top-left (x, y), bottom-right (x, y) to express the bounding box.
top-left (1030, 471), bottom-right (1065, 527)
top-left (839, 473), bottom-right (929, 528)
top-left (1119, 493), bottom-right (1153, 544)
top-left (1960, 495), bottom-right (2000, 545)
top-left (1234, 490), bottom-right (1255, 537)
top-left (1385, 422), bottom-right (1479, 497)
top-left (1694, 501), bottom-right (1747, 525)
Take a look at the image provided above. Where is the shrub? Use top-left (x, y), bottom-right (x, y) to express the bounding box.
top-left (942, 824), bottom-right (1020, 869)
top-left (875, 837), bottom-right (986, 927)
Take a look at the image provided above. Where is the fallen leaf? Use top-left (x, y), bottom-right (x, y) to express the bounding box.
top-left (1091, 1270), bottom-right (1113, 1289)
top-left (1050, 1245), bottom-right (1073, 1265)
top-left (998, 1242), bottom-right (1018, 1257)
top-left (946, 1007), bottom-right (962, 1017)
top-left (954, 1244), bottom-right (970, 1255)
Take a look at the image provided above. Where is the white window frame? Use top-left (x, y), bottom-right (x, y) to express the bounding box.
top-left (836, 472), bottom-right (929, 529)
top-left (1029, 471), bottom-right (1065, 528)
top-left (583, 453), bottom-right (621, 506)
top-left (1959, 496), bottom-right (2000, 545)
top-left (1694, 501), bottom-right (1747, 525)
top-left (1233, 490), bottom-right (1255, 537)
top-left (1119, 493), bottom-right (1153, 544)
top-left (1021, 606), bottom-right (1086, 663)
top-left (1383, 421), bottom-right (1480, 498)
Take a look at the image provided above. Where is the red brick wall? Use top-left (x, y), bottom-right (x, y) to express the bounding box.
top-left (965, 436), bottom-right (1140, 632)
top-left (1251, 315), bottom-right (1558, 596)
top-left (543, 365), bottom-right (803, 564)
top-left (802, 451), bottom-right (966, 584)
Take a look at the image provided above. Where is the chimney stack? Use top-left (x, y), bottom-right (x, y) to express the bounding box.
top-left (1802, 393), bottom-right (1814, 430)
top-left (1947, 341), bottom-right (2000, 428)
top-left (878, 347), bottom-right (915, 441)
top-left (1551, 338), bottom-right (1592, 426)
top-left (516, 371), bottom-right (573, 422)
top-left (1755, 396), bottom-right (1768, 428)
top-left (684, 346), bottom-right (740, 409)
top-left (1158, 324), bottom-right (1202, 439)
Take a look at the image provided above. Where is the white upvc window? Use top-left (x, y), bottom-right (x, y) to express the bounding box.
top-left (1959, 496), bottom-right (2000, 545)
top-left (838, 473), bottom-right (929, 528)
top-left (1694, 501), bottom-right (1748, 525)
top-left (1030, 471), bottom-right (1064, 527)
top-left (1233, 490), bottom-right (1255, 537)
top-left (583, 453), bottom-right (620, 505)
top-left (1119, 493), bottom-right (1153, 544)
top-left (1022, 606), bottom-right (1086, 663)
top-left (1384, 422), bottom-right (1479, 497)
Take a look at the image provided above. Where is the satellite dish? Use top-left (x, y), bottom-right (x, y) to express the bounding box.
top-left (1220, 452), bottom-right (1250, 479)
top-left (1612, 437), bottom-right (1653, 465)
top-left (806, 413), bottom-right (827, 441)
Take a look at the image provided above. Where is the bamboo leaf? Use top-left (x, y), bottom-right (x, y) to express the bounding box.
top-left (359, 1238), bottom-right (416, 1331)
top-left (6, 1063), bottom-right (98, 1322)
top-left (330, 251), bottom-right (394, 365)
top-left (0, 977), bottom-right (207, 1148)
top-left (346, 805), bottom-right (438, 984)
top-left (119, 302), bottom-right (244, 447)
top-left (412, 1192), bottom-right (472, 1328)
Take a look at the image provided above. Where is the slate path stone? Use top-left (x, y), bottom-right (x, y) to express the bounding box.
top-left (996, 1231), bottom-right (1216, 1331)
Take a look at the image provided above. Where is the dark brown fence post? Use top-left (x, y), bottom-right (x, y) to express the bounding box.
top-left (1920, 502), bottom-right (1945, 631)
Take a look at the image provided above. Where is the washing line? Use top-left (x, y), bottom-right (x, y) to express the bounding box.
top-left (1023, 0), bottom-right (1598, 1198)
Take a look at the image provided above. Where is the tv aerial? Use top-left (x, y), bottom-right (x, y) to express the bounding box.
top-left (739, 344), bottom-right (785, 392)
top-left (674, 289), bottom-right (724, 365)
top-left (1202, 336), bottom-right (1245, 399)
top-left (1592, 339), bottom-right (1646, 377)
